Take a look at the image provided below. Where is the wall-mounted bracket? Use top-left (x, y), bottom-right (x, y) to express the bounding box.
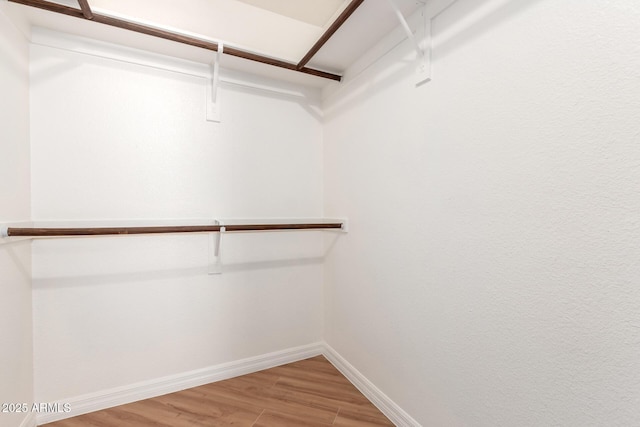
top-left (208, 220), bottom-right (224, 274)
top-left (0, 222), bottom-right (33, 246)
top-left (206, 42), bottom-right (223, 122)
top-left (388, 0), bottom-right (430, 86)
top-left (1, 226), bottom-right (8, 239)
top-left (328, 218), bottom-right (349, 233)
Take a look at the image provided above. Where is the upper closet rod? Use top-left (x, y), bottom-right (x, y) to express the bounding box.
top-left (3, 222), bottom-right (343, 237)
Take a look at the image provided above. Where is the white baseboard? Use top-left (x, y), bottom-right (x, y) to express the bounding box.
top-left (321, 343), bottom-right (421, 427)
top-left (36, 342), bottom-right (323, 425)
top-left (35, 341), bottom-right (418, 427)
top-left (19, 412), bottom-right (37, 427)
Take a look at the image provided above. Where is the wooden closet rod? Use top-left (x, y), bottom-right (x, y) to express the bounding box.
top-left (5, 222), bottom-right (343, 237)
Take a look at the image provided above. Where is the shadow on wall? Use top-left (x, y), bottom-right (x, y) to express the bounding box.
top-left (226, 79), bottom-right (323, 124)
top-left (30, 40), bottom-right (324, 124)
top-left (0, 240), bottom-right (31, 281)
top-left (323, 0), bottom-right (542, 122)
top-left (433, 0), bottom-right (541, 60)
top-left (30, 232), bottom-right (345, 289)
top-left (29, 54), bottom-right (81, 89)
top-left (30, 256), bottom-right (326, 289)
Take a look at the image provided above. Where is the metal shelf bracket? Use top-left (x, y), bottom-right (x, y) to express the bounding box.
top-left (388, 0), bottom-right (430, 86)
top-left (206, 42), bottom-right (223, 122)
top-left (208, 220), bottom-right (224, 274)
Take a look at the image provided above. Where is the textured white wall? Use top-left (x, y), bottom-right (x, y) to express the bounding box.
top-left (323, 0), bottom-right (640, 425)
top-left (30, 38), bottom-right (325, 402)
top-left (0, 5), bottom-right (33, 427)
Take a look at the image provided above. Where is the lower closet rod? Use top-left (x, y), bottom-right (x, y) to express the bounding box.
top-left (5, 222), bottom-right (343, 237)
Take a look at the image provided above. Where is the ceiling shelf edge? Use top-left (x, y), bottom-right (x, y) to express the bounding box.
top-left (296, 0), bottom-right (365, 70)
top-left (8, 0), bottom-right (343, 81)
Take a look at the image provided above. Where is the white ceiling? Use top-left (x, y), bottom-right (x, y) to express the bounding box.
top-left (236, 0), bottom-right (347, 27)
top-left (308, 0), bottom-right (422, 74)
top-left (4, 0), bottom-right (423, 87)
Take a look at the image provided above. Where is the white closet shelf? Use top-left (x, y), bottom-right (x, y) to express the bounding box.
top-left (0, 219), bottom-right (347, 239)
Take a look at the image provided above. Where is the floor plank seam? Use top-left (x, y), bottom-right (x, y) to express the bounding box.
top-left (332, 407), bottom-right (341, 425)
top-left (251, 409), bottom-right (266, 427)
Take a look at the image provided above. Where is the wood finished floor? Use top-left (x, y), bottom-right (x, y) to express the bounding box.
top-left (43, 356), bottom-right (394, 426)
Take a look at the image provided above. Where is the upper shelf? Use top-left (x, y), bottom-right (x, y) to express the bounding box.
top-left (4, 0), bottom-right (423, 88)
top-left (1, 220), bottom-right (348, 240)
top-left (7, 0), bottom-right (363, 81)
top-left (3, 222), bottom-right (345, 237)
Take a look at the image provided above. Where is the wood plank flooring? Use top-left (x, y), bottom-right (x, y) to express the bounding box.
top-left (43, 356), bottom-right (394, 426)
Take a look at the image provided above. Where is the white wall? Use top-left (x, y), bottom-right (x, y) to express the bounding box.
top-left (0, 5), bottom-right (33, 427)
top-left (30, 35), bottom-right (325, 403)
top-left (323, 0), bottom-right (640, 425)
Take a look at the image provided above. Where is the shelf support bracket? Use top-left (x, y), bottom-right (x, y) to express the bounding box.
top-left (0, 222), bottom-right (32, 246)
top-left (208, 220), bottom-right (224, 274)
top-left (388, 0), bottom-right (430, 86)
top-left (206, 42), bottom-right (223, 122)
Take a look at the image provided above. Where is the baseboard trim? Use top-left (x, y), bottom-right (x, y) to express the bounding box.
top-left (19, 412), bottom-right (37, 427)
top-left (34, 342), bottom-right (418, 426)
top-left (36, 342), bottom-right (324, 425)
top-left (321, 343), bottom-right (421, 427)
